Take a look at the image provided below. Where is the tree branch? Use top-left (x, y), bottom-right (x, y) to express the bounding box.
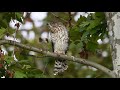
top-left (20, 53), bottom-right (50, 58)
top-left (0, 40), bottom-right (116, 78)
top-left (50, 12), bottom-right (74, 26)
top-left (68, 12), bottom-right (72, 28)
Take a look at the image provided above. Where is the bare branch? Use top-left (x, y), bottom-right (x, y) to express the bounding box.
top-left (68, 12), bottom-right (72, 28)
top-left (0, 40), bottom-right (116, 78)
top-left (20, 53), bottom-right (50, 58)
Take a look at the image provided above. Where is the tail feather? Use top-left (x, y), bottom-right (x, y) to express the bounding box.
top-left (53, 59), bottom-right (68, 75)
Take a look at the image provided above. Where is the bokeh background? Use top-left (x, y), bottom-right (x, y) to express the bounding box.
top-left (1, 12), bottom-right (112, 78)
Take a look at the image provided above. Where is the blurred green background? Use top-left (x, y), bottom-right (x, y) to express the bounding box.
top-left (0, 12), bottom-right (113, 78)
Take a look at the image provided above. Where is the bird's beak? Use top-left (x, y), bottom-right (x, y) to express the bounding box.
top-left (47, 23), bottom-right (52, 28)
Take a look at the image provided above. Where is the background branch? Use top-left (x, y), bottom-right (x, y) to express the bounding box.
top-left (0, 40), bottom-right (116, 78)
top-left (68, 12), bottom-right (72, 28)
top-left (50, 12), bottom-right (74, 26)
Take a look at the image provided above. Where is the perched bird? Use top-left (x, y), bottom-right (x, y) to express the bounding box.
top-left (47, 22), bottom-right (69, 75)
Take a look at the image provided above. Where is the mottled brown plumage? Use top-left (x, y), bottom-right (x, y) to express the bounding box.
top-left (47, 22), bottom-right (69, 75)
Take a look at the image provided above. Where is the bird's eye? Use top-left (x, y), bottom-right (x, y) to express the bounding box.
top-left (51, 31), bottom-right (54, 33)
top-left (51, 30), bottom-right (54, 33)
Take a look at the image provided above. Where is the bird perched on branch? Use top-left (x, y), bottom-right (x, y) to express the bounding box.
top-left (47, 22), bottom-right (69, 75)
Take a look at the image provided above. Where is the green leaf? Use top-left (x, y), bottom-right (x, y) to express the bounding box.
top-left (86, 19), bottom-right (101, 30)
top-left (77, 15), bottom-right (87, 25)
top-left (69, 42), bottom-right (76, 51)
top-left (81, 31), bottom-right (89, 41)
top-left (74, 40), bottom-right (80, 44)
top-left (69, 29), bottom-right (81, 41)
top-left (86, 41), bottom-right (98, 52)
top-left (22, 65), bottom-right (31, 69)
top-left (76, 42), bottom-right (83, 49)
top-left (80, 21), bottom-right (90, 27)
top-left (25, 69), bottom-right (43, 78)
top-left (95, 12), bottom-right (105, 19)
top-left (15, 12), bottom-right (23, 23)
top-left (90, 29), bottom-right (97, 35)
top-left (0, 19), bottom-right (7, 28)
top-left (14, 71), bottom-right (27, 78)
top-left (0, 27), bottom-right (6, 39)
top-left (7, 27), bottom-right (15, 35)
top-left (91, 13), bottom-right (96, 19)
top-left (4, 56), bottom-right (14, 64)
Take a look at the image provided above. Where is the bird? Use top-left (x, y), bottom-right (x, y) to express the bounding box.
top-left (47, 22), bottom-right (69, 75)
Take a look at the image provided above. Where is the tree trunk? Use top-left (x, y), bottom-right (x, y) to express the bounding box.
top-left (105, 12), bottom-right (120, 77)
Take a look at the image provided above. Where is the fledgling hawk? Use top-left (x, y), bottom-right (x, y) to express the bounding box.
top-left (47, 22), bottom-right (69, 75)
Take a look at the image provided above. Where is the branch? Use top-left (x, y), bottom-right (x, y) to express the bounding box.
top-left (0, 40), bottom-right (116, 78)
top-left (68, 12), bottom-right (72, 28)
top-left (50, 12), bottom-right (74, 26)
top-left (20, 53), bottom-right (50, 58)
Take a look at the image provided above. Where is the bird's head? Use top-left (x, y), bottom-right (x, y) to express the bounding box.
top-left (47, 22), bottom-right (64, 33)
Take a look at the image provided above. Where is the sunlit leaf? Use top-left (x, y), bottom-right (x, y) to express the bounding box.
top-left (22, 65), bottom-right (31, 69)
top-left (80, 21), bottom-right (90, 27)
top-left (86, 19), bottom-right (101, 30)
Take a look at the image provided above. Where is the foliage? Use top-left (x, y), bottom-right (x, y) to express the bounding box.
top-left (0, 12), bottom-right (23, 39)
top-left (0, 12), bottom-right (112, 78)
top-left (70, 12), bottom-right (107, 53)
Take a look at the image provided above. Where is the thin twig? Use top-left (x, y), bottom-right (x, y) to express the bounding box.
top-left (42, 61), bottom-right (48, 75)
top-left (0, 40), bottom-right (116, 78)
top-left (50, 12), bottom-right (74, 26)
top-left (12, 20), bottom-right (18, 61)
top-left (94, 74), bottom-right (102, 78)
top-left (68, 12), bottom-right (72, 28)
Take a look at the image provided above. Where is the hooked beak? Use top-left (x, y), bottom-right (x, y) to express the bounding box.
top-left (47, 23), bottom-right (52, 28)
